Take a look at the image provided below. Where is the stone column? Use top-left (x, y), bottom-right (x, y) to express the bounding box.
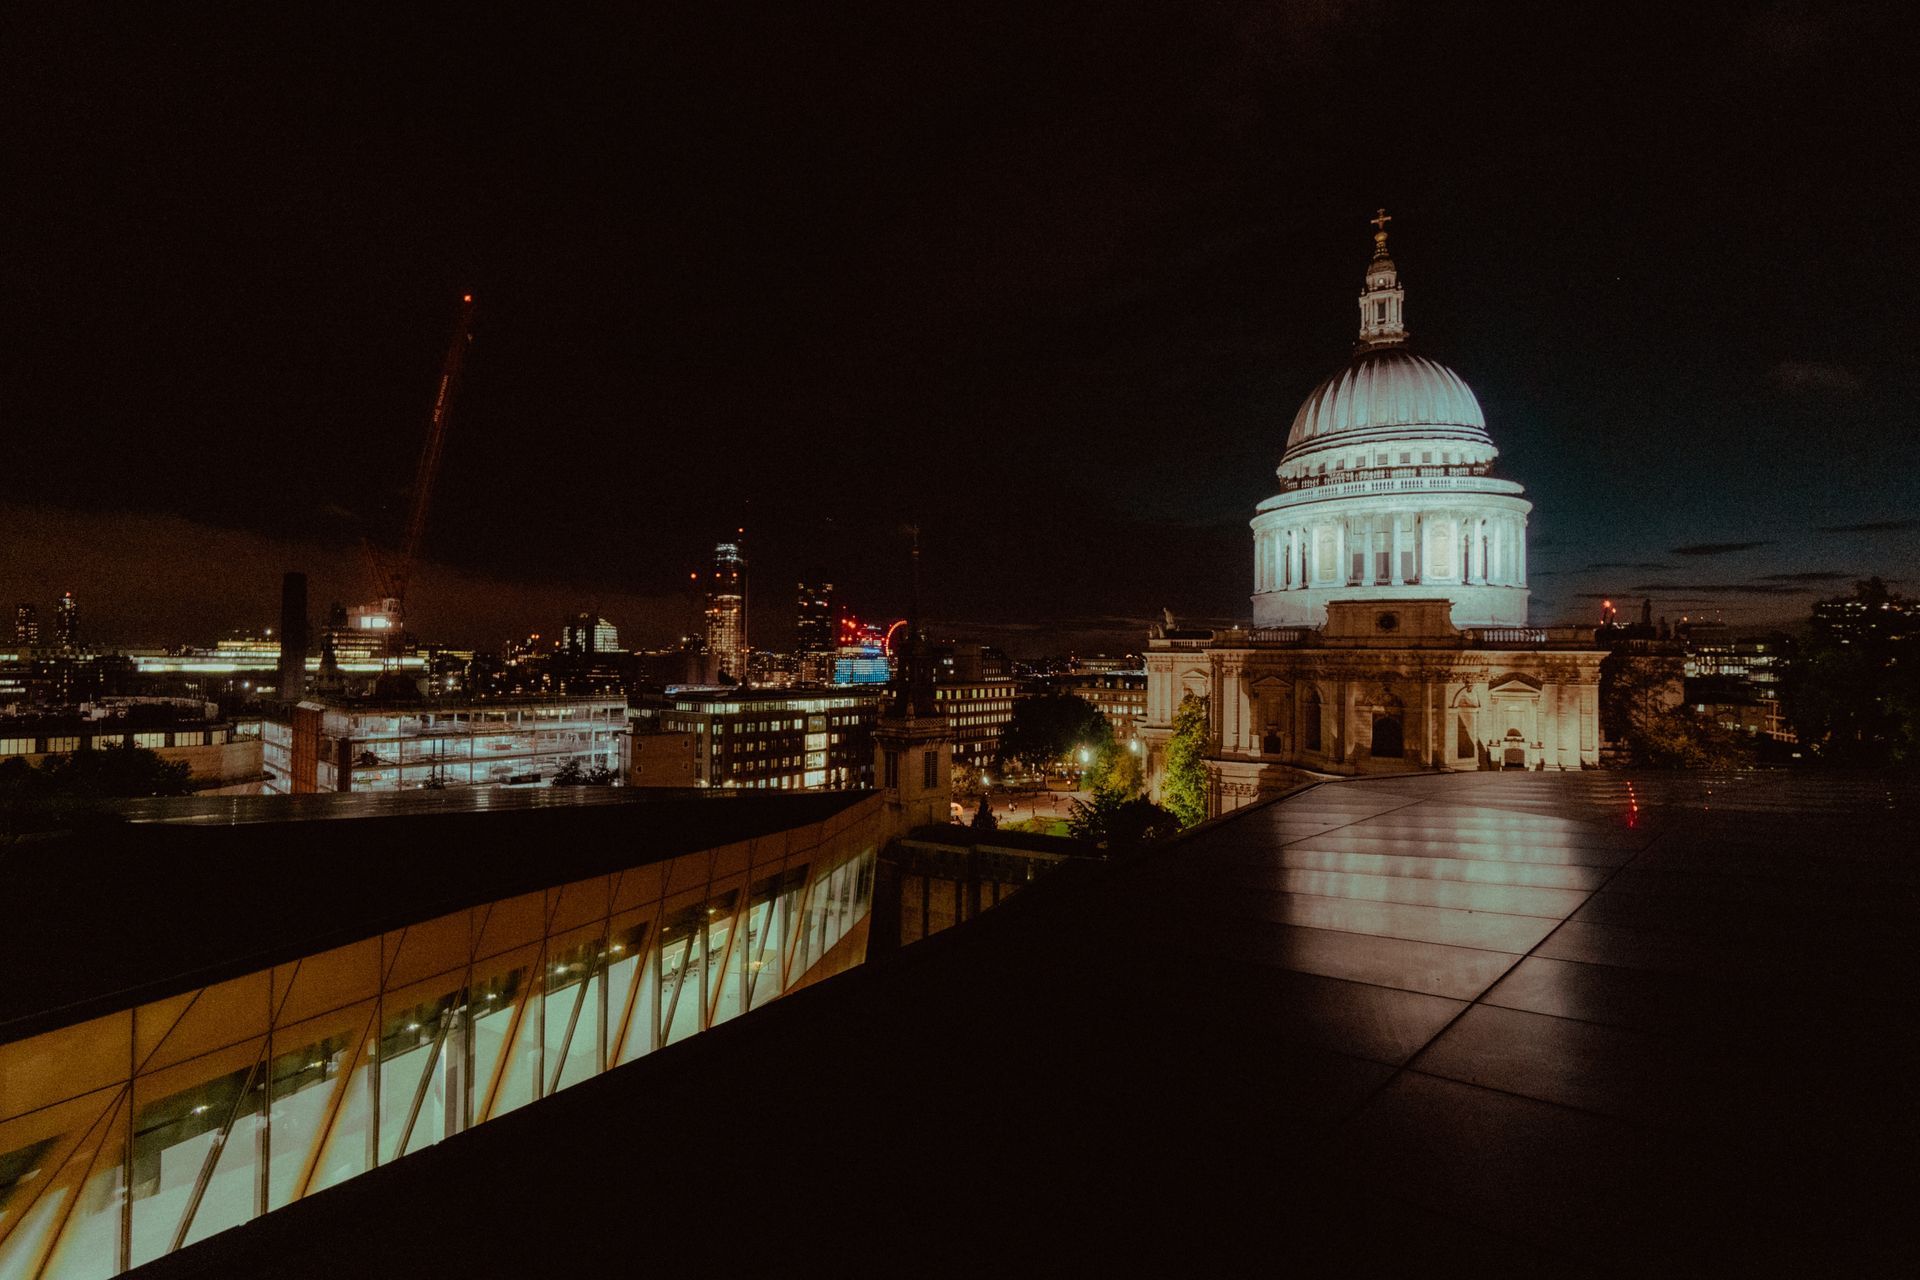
top-left (1223, 664), bottom-right (1244, 753)
top-left (1430, 679), bottom-right (1443, 767)
top-left (1541, 685), bottom-right (1560, 769)
top-left (1331, 678), bottom-right (1346, 764)
top-left (1391, 515), bottom-right (1404, 585)
top-left (1413, 513), bottom-right (1423, 582)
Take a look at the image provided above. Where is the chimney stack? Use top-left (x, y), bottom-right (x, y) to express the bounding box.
top-left (279, 571), bottom-right (310, 704)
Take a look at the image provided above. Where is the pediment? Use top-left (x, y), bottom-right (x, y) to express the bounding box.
top-left (1488, 673), bottom-right (1543, 695)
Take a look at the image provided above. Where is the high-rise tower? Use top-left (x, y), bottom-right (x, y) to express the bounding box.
top-left (795, 580), bottom-right (834, 653)
top-left (705, 534), bottom-right (748, 682)
top-left (12, 603), bottom-right (38, 647)
top-left (54, 591), bottom-right (79, 650)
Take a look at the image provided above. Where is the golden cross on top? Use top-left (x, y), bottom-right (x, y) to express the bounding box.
top-left (1370, 208), bottom-right (1391, 234)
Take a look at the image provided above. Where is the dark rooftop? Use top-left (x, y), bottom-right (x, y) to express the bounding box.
top-left (0, 788), bottom-right (865, 1043)
top-left (127, 770), bottom-right (1919, 1273)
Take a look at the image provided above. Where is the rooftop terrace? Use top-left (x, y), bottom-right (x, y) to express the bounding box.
top-left (129, 769), bottom-right (1917, 1273)
top-left (0, 788), bottom-right (863, 1042)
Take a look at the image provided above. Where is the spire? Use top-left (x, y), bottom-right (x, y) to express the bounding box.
top-left (888, 524), bottom-right (938, 721)
top-left (1356, 207), bottom-right (1408, 350)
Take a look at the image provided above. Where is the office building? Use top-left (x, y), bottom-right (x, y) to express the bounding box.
top-left (0, 699), bottom-right (260, 789)
top-left (649, 688), bottom-right (880, 790)
top-left (11, 604), bottom-right (38, 647)
top-left (1053, 669), bottom-right (1148, 740)
top-left (261, 694), bottom-right (626, 794)
top-left (626, 728), bottom-right (698, 786)
top-left (564, 614), bottom-right (622, 656)
top-left (930, 677), bottom-right (1019, 769)
top-left (931, 642), bottom-right (1009, 681)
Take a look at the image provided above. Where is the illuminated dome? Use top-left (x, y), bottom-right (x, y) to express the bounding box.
top-left (1251, 210), bottom-right (1532, 630)
top-left (1283, 347), bottom-right (1490, 460)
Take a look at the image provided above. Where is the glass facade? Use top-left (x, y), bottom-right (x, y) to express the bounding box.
top-left (262, 697), bottom-right (626, 794)
top-left (0, 800), bottom-right (883, 1278)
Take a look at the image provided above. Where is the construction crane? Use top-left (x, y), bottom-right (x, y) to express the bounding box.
top-left (354, 293), bottom-right (476, 650)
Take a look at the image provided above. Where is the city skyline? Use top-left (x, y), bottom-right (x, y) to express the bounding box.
top-left (6, 4), bottom-right (1916, 653)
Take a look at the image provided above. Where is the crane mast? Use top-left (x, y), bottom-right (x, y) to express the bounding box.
top-left (394, 292), bottom-right (475, 607)
top-left (354, 293), bottom-right (475, 652)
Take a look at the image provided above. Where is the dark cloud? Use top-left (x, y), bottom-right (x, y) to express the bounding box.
top-left (1754, 570), bottom-right (1851, 582)
top-left (0, 502), bottom-right (693, 649)
top-left (1585, 561), bottom-right (1677, 571)
top-left (1814, 519), bottom-right (1919, 534)
top-left (1768, 360), bottom-right (1864, 395)
top-left (1670, 542), bottom-right (1776, 557)
top-left (1628, 582), bottom-right (1806, 595)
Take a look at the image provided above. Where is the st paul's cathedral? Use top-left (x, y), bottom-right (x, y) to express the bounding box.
top-left (1143, 213), bottom-right (1603, 817)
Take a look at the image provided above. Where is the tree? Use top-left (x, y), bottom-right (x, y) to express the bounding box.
top-left (969, 795), bottom-right (997, 831)
top-left (35, 743), bottom-right (192, 798)
top-left (552, 759), bottom-right (619, 786)
top-left (1162, 693), bottom-right (1209, 827)
top-left (1785, 578), bottom-right (1920, 766)
top-left (1089, 743), bottom-right (1144, 798)
top-left (998, 694), bottom-right (1113, 776)
top-left (1067, 789), bottom-right (1181, 851)
top-left (2, 744), bottom-right (190, 837)
top-left (1624, 707), bottom-right (1754, 769)
top-left (1597, 651), bottom-right (1751, 768)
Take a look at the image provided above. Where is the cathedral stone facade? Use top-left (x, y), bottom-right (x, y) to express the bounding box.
top-left (1144, 214), bottom-right (1602, 817)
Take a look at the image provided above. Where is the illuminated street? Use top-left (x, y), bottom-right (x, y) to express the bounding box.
top-left (979, 785), bottom-right (1088, 828)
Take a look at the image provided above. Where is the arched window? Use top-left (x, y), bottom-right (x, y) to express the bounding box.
top-left (1370, 694), bottom-right (1405, 759)
top-left (1302, 688), bottom-right (1323, 753)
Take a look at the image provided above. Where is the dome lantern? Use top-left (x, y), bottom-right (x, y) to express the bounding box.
top-left (1357, 208), bottom-right (1407, 349)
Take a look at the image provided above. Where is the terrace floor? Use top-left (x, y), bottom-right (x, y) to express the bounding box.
top-left (137, 770), bottom-right (1919, 1275)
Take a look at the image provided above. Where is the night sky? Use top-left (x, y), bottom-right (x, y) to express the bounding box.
top-left (6, 2), bottom-right (1916, 654)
